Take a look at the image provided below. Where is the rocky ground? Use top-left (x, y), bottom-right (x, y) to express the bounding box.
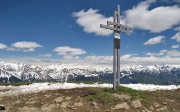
top-left (0, 87), bottom-right (180, 112)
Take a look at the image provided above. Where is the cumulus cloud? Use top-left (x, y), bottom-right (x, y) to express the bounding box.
top-left (143, 36), bottom-right (165, 45)
top-left (73, 0), bottom-right (180, 35)
top-left (124, 0), bottom-right (180, 32)
top-left (171, 32), bottom-right (180, 42)
top-left (8, 41), bottom-right (43, 52)
top-left (53, 46), bottom-right (86, 59)
top-left (72, 9), bottom-right (114, 36)
top-left (0, 43), bottom-right (7, 49)
top-left (171, 45), bottom-right (179, 49)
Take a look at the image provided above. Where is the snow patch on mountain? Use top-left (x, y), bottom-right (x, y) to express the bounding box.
top-left (0, 61), bottom-right (180, 83)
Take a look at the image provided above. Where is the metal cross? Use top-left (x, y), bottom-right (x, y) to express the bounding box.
top-left (100, 5), bottom-right (132, 90)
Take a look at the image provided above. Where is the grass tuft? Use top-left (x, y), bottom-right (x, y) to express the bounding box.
top-left (86, 86), bottom-right (152, 105)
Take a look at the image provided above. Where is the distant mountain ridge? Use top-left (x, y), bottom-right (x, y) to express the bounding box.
top-left (0, 61), bottom-right (180, 84)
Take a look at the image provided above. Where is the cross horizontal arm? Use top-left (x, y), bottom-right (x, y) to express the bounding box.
top-left (107, 21), bottom-right (133, 31)
top-left (100, 24), bottom-right (120, 32)
top-left (100, 24), bottom-right (133, 33)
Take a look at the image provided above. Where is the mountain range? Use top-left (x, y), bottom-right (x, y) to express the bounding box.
top-left (0, 61), bottom-right (180, 84)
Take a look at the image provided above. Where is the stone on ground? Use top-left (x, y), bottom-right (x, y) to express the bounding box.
top-left (92, 101), bottom-right (98, 109)
top-left (74, 102), bottom-right (83, 107)
top-left (20, 106), bottom-right (39, 112)
top-left (60, 102), bottom-right (69, 108)
top-left (41, 103), bottom-right (57, 111)
top-left (0, 105), bottom-right (5, 110)
top-left (156, 106), bottom-right (168, 112)
top-left (111, 102), bottom-right (130, 110)
top-left (65, 96), bottom-right (72, 101)
top-left (132, 100), bottom-right (142, 108)
top-left (113, 93), bottom-right (131, 100)
top-left (55, 96), bottom-right (63, 103)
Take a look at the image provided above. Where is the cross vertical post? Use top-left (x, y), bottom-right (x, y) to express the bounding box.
top-left (100, 5), bottom-right (132, 90)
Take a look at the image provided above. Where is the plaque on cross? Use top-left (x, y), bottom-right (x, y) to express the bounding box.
top-left (100, 5), bottom-right (132, 90)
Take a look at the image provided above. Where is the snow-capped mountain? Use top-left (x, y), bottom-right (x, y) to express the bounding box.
top-left (0, 61), bottom-right (180, 84)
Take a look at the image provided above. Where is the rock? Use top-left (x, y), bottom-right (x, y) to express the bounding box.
top-left (144, 107), bottom-right (152, 112)
top-left (41, 104), bottom-right (56, 111)
top-left (55, 96), bottom-right (63, 103)
top-left (15, 100), bottom-right (21, 104)
top-left (65, 96), bottom-right (72, 101)
top-left (29, 98), bottom-right (35, 101)
top-left (132, 100), bottom-right (142, 108)
top-left (68, 106), bottom-right (77, 110)
top-left (141, 110), bottom-right (146, 112)
top-left (113, 93), bottom-right (131, 100)
top-left (0, 105), bottom-right (5, 110)
top-left (44, 94), bottom-right (51, 98)
top-left (60, 102), bottom-right (69, 108)
top-left (149, 106), bottom-right (154, 110)
top-left (74, 102), bottom-right (83, 107)
top-left (111, 102), bottom-right (130, 110)
top-left (154, 102), bottom-right (160, 108)
top-left (20, 106), bottom-right (39, 112)
top-left (92, 101), bottom-right (98, 109)
top-left (25, 100), bottom-right (37, 104)
top-left (156, 106), bottom-right (168, 111)
top-left (171, 108), bottom-right (177, 111)
top-left (162, 102), bottom-right (167, 105)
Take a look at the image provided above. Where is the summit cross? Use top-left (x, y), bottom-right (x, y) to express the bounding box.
top-left (100, 5), bottom-right (132, 90)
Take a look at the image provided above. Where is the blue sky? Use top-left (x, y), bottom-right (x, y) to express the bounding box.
top-left (0, 0), bottom-right (180, 66)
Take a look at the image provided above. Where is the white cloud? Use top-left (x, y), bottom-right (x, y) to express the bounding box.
top-left (171, 32), bottom-right (180, 42)
top-left (40, 54), bottom-right (52, 58)
top-left (167, 50), bottom-right (180, 57)
top-left (9, 41), bottom-right (43, 52)
top-left (84, 56), bottom-right (113, 64)
top-left (72, 9), bottom-right (113, 36)
top-left (146, 50), bottom-right (167, 57)
top-left (53, 46), bottom-right (86, 59)
top-left (124, 0), bottom-right (180, 32)
top-left (171, 45), bottom-right (179, 49)
top-left (143, 36), bottom-right (165, 45)
top-left (73, 0), bottom-right (180, 36)
top-left (84, 53), bottom-right (180, 66)
top-left (0, 43), bottom-right (7, 49)
top-left (174, 26), bottom-right (180, 31)
top-left (145, 49), bottom-right (180, 57)
top-left (2, 51), bottom-right (180, 66)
